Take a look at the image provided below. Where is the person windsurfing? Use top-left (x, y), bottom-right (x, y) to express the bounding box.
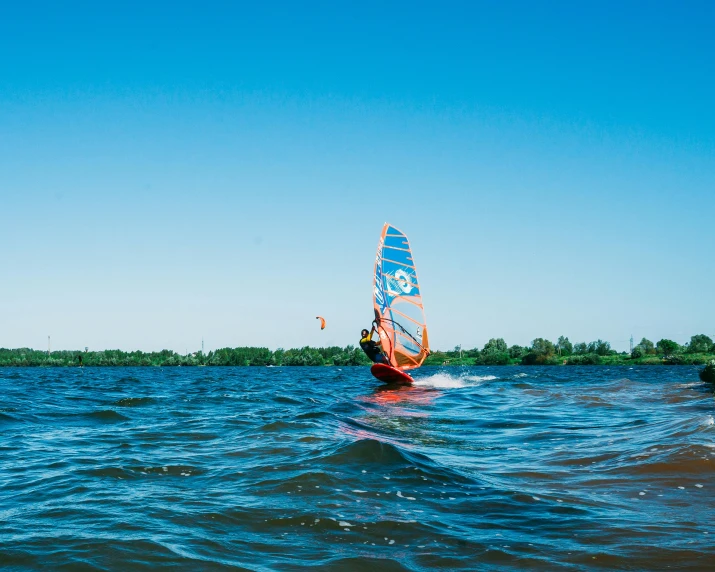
top-left (360, 323), bottom-right (389, 365)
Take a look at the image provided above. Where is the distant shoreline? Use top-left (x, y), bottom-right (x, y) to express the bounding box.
top-left (1, 345), bottom-right (713, 367)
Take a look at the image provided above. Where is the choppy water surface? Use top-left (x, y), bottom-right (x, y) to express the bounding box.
top-left (1, 366), bottom-right (714, 571)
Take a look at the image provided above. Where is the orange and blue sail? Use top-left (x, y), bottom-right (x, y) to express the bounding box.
top-left (372, 223), bottom-right (430, 370)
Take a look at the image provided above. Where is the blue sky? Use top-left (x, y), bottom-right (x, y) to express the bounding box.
top-left (1, 1), bottom-right (714, 353)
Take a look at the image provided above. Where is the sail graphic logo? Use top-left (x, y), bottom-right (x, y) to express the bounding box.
top-left (374, 259), bottom-right (388, 312)
top-left (395, 269), bottom-right (413, 294)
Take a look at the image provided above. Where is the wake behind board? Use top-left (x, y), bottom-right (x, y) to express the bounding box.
top-left (371, 363), bottom-right (413, 385)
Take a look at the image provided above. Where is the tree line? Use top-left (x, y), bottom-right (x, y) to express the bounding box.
top-left (0, 346), bottom-right (372, 367)
top-left (424, 334), bottom-right (715, 366)
top-left (0, 334), bottom-right (713, 367)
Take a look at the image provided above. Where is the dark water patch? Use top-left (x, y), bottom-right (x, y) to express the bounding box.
top-left (246, 471), bottom-right (341, 495)
top-left (113, 396), bottom-right (155, 407)
top-left (478, 420), bottom-right (534, 430)
top-left (116, 376), bottom-right (142, 383)
top-left (78, 464), bottom-right (207, 479)
top-left (272, 394), bottom-right (303, 405)
top-left (78, 466), bottom-right (138, 479)
top-left (259, 420), bottom-right (313, 432)
top-left (0, 411), bottom-right (19, 423)
top-left (296, 410), bottom-right (336, 421)
top-left (174, 431), bottom-right (220, 441)
top-left (0, 371), bottom-right (26, 380)
top-left (315, 557), bottom-right (411, 572)
top-left (84, 409), bottom-right (130, 422)
top-left (322, 438), bottom-right (420, 467)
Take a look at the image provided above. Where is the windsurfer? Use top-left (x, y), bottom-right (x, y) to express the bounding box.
top-left (360, 324), bottom-right (388, 364)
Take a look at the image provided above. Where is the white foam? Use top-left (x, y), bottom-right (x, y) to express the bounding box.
top-left (414, 372), bottom-right (495, 389)
top-left (413, 373), bottom-right (465, 388)
top-left (464, 375), bottom-right (498, 382)
top-left (339, 521), bottom-right (353, 527)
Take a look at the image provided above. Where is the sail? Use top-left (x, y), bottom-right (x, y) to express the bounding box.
top-left (372, 223), bottom-right (429, 370)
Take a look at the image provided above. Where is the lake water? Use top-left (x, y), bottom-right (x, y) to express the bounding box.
top-left (1, 366), bottom-right (713, 570)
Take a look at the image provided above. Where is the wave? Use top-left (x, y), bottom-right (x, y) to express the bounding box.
top-left (259, 420), bottom-right (312, 432)
top-left (0, 411), bottom-right (18, 423)
top-left (85, 409), bottom-right (130, 422)
top-left (80, 464), bottom-right (204, 479)
top-left (318, 556), bottom-right (411, 571)
top-left (318, 438), bottom-right (476, 486)
top-left (321, 438), bottom-right (430, 468)
top-left (4, 365), bottom-right (714, 571)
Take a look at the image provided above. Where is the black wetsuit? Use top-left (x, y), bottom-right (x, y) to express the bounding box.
top-left (360, 332), bottom-right (387, 364)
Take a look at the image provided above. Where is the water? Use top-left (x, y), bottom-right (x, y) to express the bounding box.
top-left (1, 366), bottom-right (713, 571)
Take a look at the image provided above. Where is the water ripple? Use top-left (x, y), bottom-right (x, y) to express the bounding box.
top-left (0, 366), bottom-right (713, 570)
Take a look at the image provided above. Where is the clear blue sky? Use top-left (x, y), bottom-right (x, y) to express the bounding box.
top-left (1, 1), bottom-right (713, 353)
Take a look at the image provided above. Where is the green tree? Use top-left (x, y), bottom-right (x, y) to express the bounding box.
top-left (556, 336), bottom-right (573, 356)
top-left (639, 338), bottom-right (656, 355)
top-left (508, 345), bottom-right (527, 359)
top-left (631, 345), bottom-right (645, 359)
top-left (656, 339), bottom-right (680, 355)
top-left (481, 351), bottom-right (509, 365)
top-left (687, 334), bottom-right (713, 354)
top-left (573, 342), bottom-right (588, 355)
top-left (522, 338), bottom-right (557, 365)
top-left (482, 338), bottom-right (508, 353)
top-left (479, 338), bottom-right (509, 365)
top-left (590, 339), bottom-right (611, 356)
top-left (566, 353), bottom-right (602, 365)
